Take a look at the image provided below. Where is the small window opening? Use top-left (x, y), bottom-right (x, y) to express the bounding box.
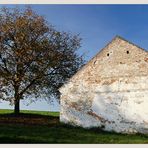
top-left (107, 53), bottom-right (109, 56)
top-left (127, 51), bottom-right (129, 54)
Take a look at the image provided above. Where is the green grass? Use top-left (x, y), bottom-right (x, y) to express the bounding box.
top-left (0, 109), bottom-right (59, 117)
top-left (0, 109), bottom-right (147, 144)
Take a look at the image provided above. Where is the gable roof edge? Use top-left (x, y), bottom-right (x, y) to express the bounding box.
top-left (59, 35), bottom-right (148, 92)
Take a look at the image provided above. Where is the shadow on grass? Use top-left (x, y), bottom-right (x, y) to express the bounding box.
top-left (0, 112), bottom-right (57, 118)
top-left (0, 120), bottom-right (147, 143)
top-left (0, 112), bottom-right (147, 143)
top-left (0, 113), bottom-right (59, 126)
top-left (0, 136), bottom-right (47, 144)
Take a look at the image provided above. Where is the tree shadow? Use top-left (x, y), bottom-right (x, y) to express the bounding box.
top-left (61, 77), bottom-right (148, 134)
top-left (0, 113), bottom-right (59, 126)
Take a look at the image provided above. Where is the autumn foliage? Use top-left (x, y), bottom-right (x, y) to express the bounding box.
top-left (0, 7), bottom-right (84, 114)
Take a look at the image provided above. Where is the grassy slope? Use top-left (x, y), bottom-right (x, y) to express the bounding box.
top-left (0, 109), bottom-right (59, 117)
top-left (0, 109), bottom-right (147, 144)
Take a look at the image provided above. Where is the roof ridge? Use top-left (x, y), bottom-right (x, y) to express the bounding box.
top-left (115, 35), bottom-right (148, 52)
top-left (59, 35), bottom-right (148, 91)
top-left (59, 36), bottom-right (118, 91)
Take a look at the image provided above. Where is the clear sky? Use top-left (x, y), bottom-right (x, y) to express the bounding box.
top-left (0, 4), bottom-right (148, 111)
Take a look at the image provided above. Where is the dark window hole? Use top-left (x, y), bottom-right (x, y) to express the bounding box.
top-left (94, 61), bottom-right (97, 64)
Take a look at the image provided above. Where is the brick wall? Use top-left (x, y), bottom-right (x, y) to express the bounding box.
top-left (59, 36), bottom-right (148, 134)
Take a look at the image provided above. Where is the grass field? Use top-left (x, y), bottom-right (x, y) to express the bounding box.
top-left (0, 109), bottom-right (59, 117)
top-left (0, 109), bottom-right (147, 144)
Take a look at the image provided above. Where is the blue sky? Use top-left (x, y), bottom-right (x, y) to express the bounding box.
top-left (0, 5), bottom-right (148, 111)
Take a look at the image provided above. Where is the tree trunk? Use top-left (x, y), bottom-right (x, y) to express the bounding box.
top-left (14, 82), bottom-right (21, 115)
top-left (14, 98), bottom-right (20, 115)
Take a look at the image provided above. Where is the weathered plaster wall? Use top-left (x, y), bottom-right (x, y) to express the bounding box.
top-left (59, 36), bottom-right (148, 134)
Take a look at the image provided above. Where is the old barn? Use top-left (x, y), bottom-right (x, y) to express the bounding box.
top-left (59, 36), bottom-right (148, 134)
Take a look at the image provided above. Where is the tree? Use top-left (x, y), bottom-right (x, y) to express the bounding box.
top-left (0, 7), bottom-right (84, 115)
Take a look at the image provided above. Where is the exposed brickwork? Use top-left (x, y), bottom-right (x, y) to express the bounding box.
top-left (59, 36), bottom-right (148, 134)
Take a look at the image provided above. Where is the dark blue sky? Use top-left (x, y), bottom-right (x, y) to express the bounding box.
top-left (0, 5), bottom-right (148, 111)
top-left (29, 5), bottom-right (148, 60)
top-left (34, 5), bottom-right (148, 57)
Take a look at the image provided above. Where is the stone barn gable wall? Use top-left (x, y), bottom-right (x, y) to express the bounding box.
top-left (59, 36), bottom-right (148, 134)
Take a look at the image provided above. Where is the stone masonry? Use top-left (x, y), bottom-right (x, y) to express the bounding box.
top-left (59, 36), bottom-right (148, 134)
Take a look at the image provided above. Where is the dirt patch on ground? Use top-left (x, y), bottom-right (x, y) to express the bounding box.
top-left (0, 113), bottom-right (59, 126)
